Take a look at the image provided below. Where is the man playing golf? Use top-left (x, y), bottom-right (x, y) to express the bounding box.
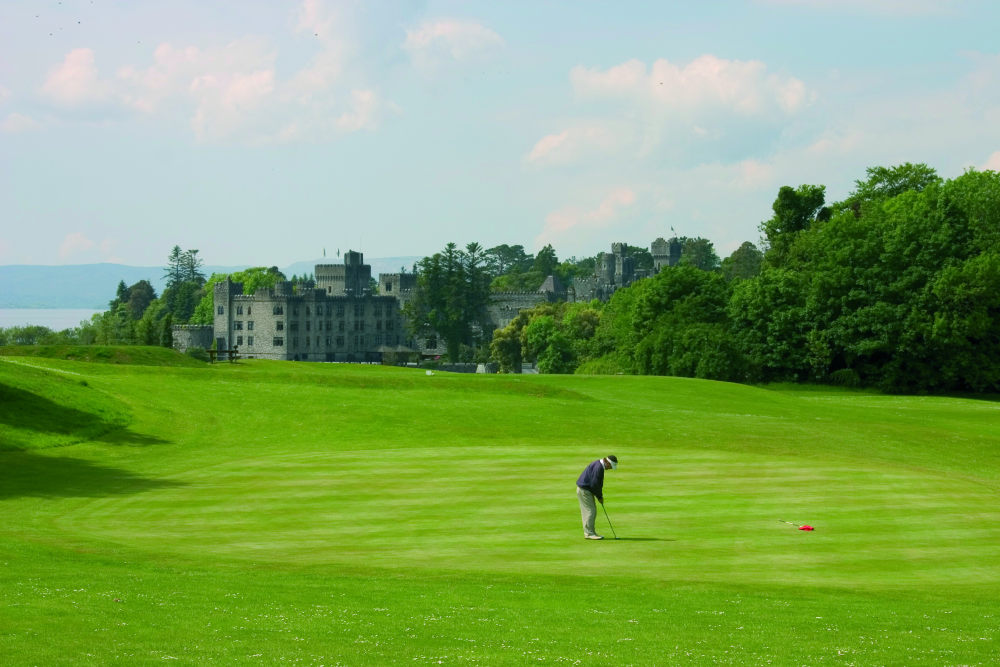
top-left (576, 455), bottom-right (617, 540)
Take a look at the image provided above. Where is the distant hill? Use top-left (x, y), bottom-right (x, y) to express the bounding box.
top-left (0, 257), bottom-right (421, 309)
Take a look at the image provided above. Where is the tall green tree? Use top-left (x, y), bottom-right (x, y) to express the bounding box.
top-left (760, 184), bottom-right (829, 267)
top-left (407, 242), bottom-right (492, 361)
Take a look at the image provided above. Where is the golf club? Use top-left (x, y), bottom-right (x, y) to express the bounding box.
top-left (601, 502), bottom-right (618, 539)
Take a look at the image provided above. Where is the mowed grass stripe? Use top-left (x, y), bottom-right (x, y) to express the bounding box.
top-left (48, 445), bottom-right (1000, 589)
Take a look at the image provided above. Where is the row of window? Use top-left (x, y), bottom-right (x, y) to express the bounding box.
top-left (232, 319), bottom-right (395, 334)
top-left (219, 302), bottom-right (393, 317)
top-left (236, 335), bottom-right (402, 349)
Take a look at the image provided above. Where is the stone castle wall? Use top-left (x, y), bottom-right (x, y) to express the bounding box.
top-left (172, 324), bottom-right (213, 353)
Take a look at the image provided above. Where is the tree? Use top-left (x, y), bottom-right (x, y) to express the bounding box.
top-left (760, 184), bottom-right (828, 267)
top-left (164, 246), bottom-right (185, 290)
top-left (721, 242), bottom-right (763, 281)
top-left (532, 244), bottom-right (559, 277)
top-left (126, 280), bottom-right (157, 320)
top-left (678, 237), bottom-right (721, 271)
top-left (182, 249), bottom-right (206, 285)
top-left (484, 244), bottom-right (533, 276)
top-left (406, 242), bottom-right (492, 361)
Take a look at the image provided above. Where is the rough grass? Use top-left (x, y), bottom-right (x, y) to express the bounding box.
top-left (0, 344), bottom-right (207, 367)
top-left (1, 355), bottom-right (998, 664)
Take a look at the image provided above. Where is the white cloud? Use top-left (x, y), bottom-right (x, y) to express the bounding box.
top-left (528, 55), bottom-right (813, 168)
top-left (42, 48), bottom-right (113, 107)
top-left (57, 233), bottom-right (122, 263)
top-left (403, 19), bottom-right (503, 71)
top-left (536, 187), bottom-right (637, 249)
top-left (58, 232), bottom-right (96, 261)
top-left (982, 151), bottom-right (1000, 172)
top-left (2, 113), bottom-right (41, 133)
top-left (37, 1), bottom-right (383, 144)
top-left (571, 55), bottom-right (812, 116)
top-left (336, 89), bottom-right (379, 132)
top-left (525, 125), bottom-right (621, 166)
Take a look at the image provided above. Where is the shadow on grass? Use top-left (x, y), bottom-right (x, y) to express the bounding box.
top-left (0, 382), bottom-right (123, 435)
top-left (0, 382), bottom-right (169, 448)
top-left (0, 450), bottom-right (185, 499)
top-left (609, 537), bottom-right (676, 542)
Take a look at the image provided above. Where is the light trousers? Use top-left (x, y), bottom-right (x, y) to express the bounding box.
top-left (577, 486), bottom-right (598, 537)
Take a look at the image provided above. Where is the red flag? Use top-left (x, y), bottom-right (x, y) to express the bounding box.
top-left (799, 525), bottom-right (814, 531)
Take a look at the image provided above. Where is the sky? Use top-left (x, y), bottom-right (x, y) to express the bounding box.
top-left (2, 0), bottom-right (1000, 268)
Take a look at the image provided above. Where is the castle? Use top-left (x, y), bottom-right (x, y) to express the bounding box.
top-left (173, 239), bottom-right (685, 361)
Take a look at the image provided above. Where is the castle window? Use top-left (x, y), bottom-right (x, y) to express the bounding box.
top-left (426, 337), bottom-right (437, 349)
top-left (374, 334), bottom-right (382, 345)
top-left (247, 306), bottom-right (252, 315)
top-left (247, 336), bottom-right (254, 346)
top-left (359, 321), bottom-right (365, 332)
top-left (273, 337), bottom-right (284, 346)
top-left (339, 321), bottom-right (345, 332)
top-left (354, 303), bottom-right (364, 317)
top-left (326, 336), bottom-right (332, 347)
top-left (386, 320), bottom-right (394, 331)
top-left (306, 307), bottom-right (311, 316)
top-left (374, 305), bottom-right (382, 317)
top-left (305, 337), bottom-right (310, 348)
top-left (385, 281), bottom-right (392, 292)
top-left (316, 336), bottom-right (321, 347)
top-left (326, 319), bottom-right (332, 330)
top-left (336, 304), bottom-right (345, 317)
top-left (276, 321), bottom-right (285, 331)
top-left (273, 305), bottom-right (283, 315)
top-left (234, 321), bottom-right (243, 330)
top-left (316, 306), bottom-right (323, 316)
top-left (236, 335), bottom-right (243, 346)
top-left (292, 307), bottom-right (299, 316)
top-left (247, 321), bottom-right (254, 330)
top-left (336, 336), bottom-right (344, 347)
top-left (217, 306), bottom-right (224, 315)
top-left (306, 322), bottom-right (311, 331)
top-left (328, 287), bottom-right (332, 294)
top-left (289, 322), bottom-right (298, 331)
top-left (376, 320), bottom-right (382, 331)
top-left (237, 305), bottom-right (243, 315)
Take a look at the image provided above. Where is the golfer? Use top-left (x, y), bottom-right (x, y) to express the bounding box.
top-left (576, 455), bottom-right (617, 540)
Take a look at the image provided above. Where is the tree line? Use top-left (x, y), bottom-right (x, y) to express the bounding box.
top-left (480, 164), bottom-right (999, 393)
top-left (5, 162), bottom-right (996, 393)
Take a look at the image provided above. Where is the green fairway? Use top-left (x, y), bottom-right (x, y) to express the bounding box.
top-left (2, 353), bottom-right (998, 664)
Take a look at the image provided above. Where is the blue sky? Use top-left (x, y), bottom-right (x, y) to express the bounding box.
top-left (2, 0), bottom-right (1000, 268)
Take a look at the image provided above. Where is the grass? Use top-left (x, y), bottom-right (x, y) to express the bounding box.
top-left (1, 352), bottom-right (998, 664)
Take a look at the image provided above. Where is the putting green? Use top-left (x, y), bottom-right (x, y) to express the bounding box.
top-left (2, 355), bottom-right (998, 664)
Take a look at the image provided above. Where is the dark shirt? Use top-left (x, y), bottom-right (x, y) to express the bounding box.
top-left (576, 459), bottom-right (606, 500)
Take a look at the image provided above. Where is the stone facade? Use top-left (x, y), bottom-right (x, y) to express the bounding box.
top-left (172, 324), bottom-right (213, 353)
top-left (213, 273), bottom-right (411, 361)
top-left (174, 239), bottom-right (682, 360)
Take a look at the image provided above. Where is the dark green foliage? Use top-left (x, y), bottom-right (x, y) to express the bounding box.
top-left (721, 242), bottom-right (763, 281)
top-left (407, 242), bottom-right (492, 361)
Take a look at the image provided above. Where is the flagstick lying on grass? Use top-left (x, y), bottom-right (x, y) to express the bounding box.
top-left (779, 520), bottom-right (815, 531)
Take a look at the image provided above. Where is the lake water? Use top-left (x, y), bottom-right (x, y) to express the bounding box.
top-left (0, 309), bottom-right (103, 330)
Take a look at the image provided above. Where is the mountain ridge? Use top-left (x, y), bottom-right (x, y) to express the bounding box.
top-left (0, 257), bottom-right (421, 309)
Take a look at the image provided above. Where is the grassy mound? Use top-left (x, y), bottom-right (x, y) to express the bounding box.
top-left (0, 344), bottom-right (207, 367)
top-left (1, 360), bottom-right (998, 664)
top-left (0, 359), bottom-right (132, 450)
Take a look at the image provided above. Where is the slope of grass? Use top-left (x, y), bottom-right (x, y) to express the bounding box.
top-left (0, 344), bottom-right (206, 367)
top-left (0, 358), bottom-right (132, 450)
top-left (1, 357), bottom-right (998, 664)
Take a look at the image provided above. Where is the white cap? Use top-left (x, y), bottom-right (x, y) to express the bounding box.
top-left (606, 455), bottom-right (618, 470)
